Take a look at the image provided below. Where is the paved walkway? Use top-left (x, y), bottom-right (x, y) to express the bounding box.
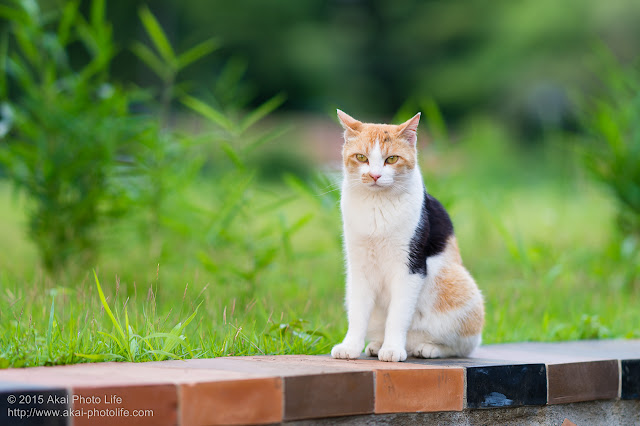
top-left (0, 340), bottom-right (639, 425)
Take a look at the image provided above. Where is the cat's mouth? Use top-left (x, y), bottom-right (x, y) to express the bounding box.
top-left (368, 182), bottom-right (386, 189)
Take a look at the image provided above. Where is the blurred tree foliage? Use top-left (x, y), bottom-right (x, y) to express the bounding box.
top-left (0, 0), bottom-right (290, 276)
top-left (580, 51), bottom-right (640, 237)
top-left (0, 0), bottom-right (151, 271)
top-left (51, 0), bottom-right (640, 130)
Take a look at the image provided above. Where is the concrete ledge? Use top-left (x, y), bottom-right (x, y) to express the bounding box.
top-left (0, 340), bottom-right (638, 425)
top-left (287, 400), bottom-right (640, 426)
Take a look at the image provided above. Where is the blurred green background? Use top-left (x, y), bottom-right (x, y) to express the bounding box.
top-left (109, 0), bottom-right (640, 125)
top-left (1, 0), bottom-right (639, 366)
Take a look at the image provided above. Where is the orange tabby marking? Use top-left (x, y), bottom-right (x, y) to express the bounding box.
top-left (433, 238), bottom-right (473, 312)
top-left (461, 304), bottom-right (485, 337)
top-left (342, 123), bottom-right (417, 173)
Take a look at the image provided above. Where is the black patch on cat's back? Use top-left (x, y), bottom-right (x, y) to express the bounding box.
top-left (407, 190), bottom-right (454, 277)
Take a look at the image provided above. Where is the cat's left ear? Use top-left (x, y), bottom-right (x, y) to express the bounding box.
top-left (396, 113), bottom-right (421, 145)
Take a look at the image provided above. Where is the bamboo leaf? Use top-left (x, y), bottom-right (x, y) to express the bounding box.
top-left (206, 175), bottom-right (253, 242)
top-left (138, 6), bottom-right (175, 65)
top-left (7, 54), bottom-right (36, 91)
top-left (0, 5), bottom-right (28, 24)
top-left (13, 24), bottom-right (39, 65)
top-left (0, 34), bottom-right (8, 98)
top-left (181, 95), bottom-right (235, 132)
top-left (57, 0), bottom-right (80, 46)
top-left (90, 0), bottom-right (106, 27)
top-left (131, 42), bottom-right (169, 81)
top-left (221, 142), bottom-right (245, 169)
top-left (239, 93), bottom-right (286, 132)
top-left (285, 213), bottom-right (314, 237)
top-left (197, 251), bottom-right (219, 272)
top-left (243, 125), bottom-right (291, 155)
top-left (176, 38), bottom-right (220, 70)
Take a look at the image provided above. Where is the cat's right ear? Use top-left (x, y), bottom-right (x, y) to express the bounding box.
top-left (337, 109), bottom-right (363, 135)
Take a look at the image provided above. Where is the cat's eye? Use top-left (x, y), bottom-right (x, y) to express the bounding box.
top-left (385, 156), bottom-right (399, 164)
top-left (355, 154), bottom-right (368, 163)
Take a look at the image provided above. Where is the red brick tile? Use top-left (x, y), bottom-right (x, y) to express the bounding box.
top-left (72, 384), bottom-right (176, 426)
top-left (0, 362), bottom-right (283, 426)
top-left (180, 377), bottom-right (283, 426)
top-left (375, 368), bottom-right (465, 413)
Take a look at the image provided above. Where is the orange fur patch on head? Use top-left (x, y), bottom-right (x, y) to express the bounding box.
top-left (341, 122), bottom-right (417, 173)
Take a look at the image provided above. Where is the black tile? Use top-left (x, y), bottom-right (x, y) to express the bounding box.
top-left (0, 382), bottom-right (69, 426)
top-left (466, 364), bottom-right (547, 409)
top-left (621, 359), bottom-right (640, 400)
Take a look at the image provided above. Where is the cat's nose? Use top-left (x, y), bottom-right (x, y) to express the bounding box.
top-left (369, 173), bottom-right (381, 182)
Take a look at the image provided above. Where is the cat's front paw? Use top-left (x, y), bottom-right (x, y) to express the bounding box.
top-left (378, 345), bottom-right (407, 362)
top-left (331, 343), bottom-right (363, 359)
top-left (365, 341), bottom-right (382, 357)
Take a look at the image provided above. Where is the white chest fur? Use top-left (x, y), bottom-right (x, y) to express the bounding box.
top-left (341, 168), bottom-right (424, 252)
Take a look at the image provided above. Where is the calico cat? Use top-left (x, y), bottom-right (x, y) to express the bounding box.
top-left (331, 110), bottom-right (484, 362)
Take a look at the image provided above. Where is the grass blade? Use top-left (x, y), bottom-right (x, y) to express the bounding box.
top-left (46, 295), bottom-right (55, 358)
top-left (97, 330), bottom-right (125, 352)
top-left (75, 353), bottom-right (124, 362)
top-left (93, 270), bottom-right (126, 343)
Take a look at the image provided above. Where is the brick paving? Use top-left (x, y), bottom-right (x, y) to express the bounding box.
top-left (0, 340), bottom-right (638, 425)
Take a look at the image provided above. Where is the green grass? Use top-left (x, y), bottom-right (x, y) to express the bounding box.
top-left (0, 119), bottom-right (639, 368)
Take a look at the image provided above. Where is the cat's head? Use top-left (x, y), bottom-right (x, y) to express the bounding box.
top-left (338, 110), bottom-right (421, 191)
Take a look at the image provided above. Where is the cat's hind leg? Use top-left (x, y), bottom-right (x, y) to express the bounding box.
top-left (412, 334), bottom-right (482, 358)
top-left (413, 342), bottom-right (454, 358)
